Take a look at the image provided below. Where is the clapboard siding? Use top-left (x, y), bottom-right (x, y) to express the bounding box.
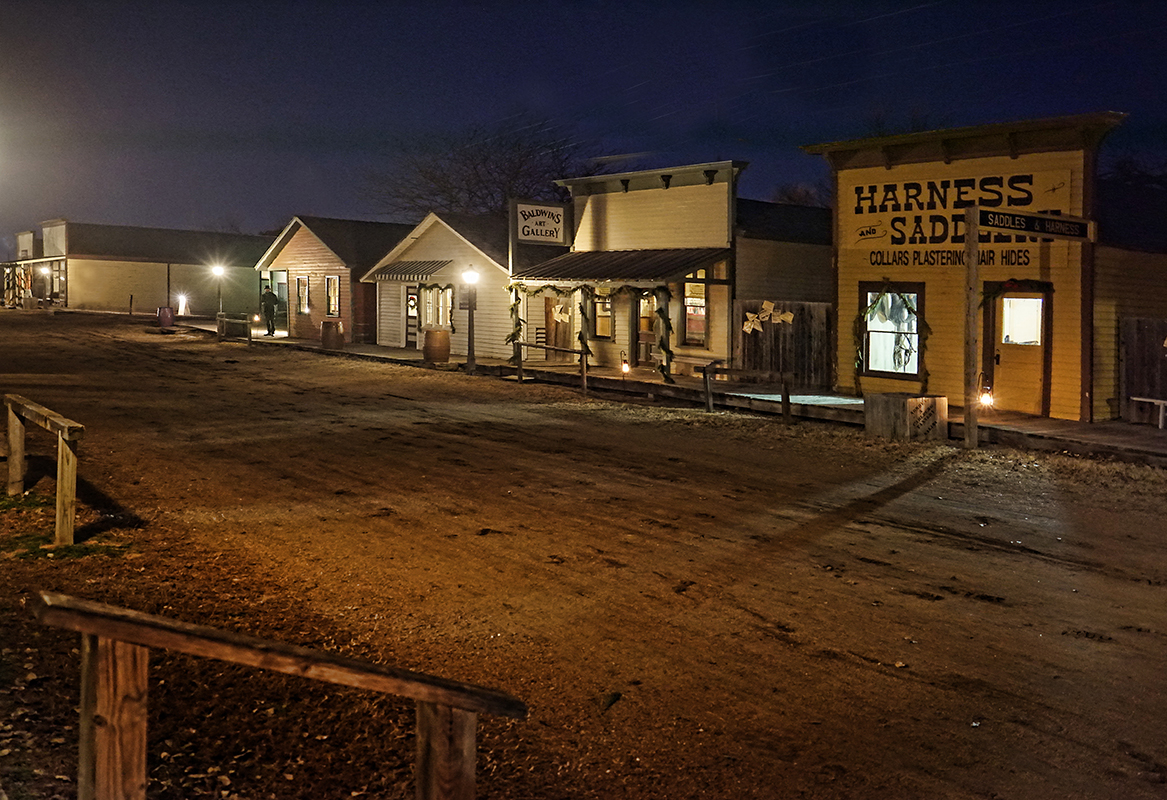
top-left (268, 228), bottom-right (351, 342)
top-left (1095, 245), bottom-right (1167, 418)
top-left (835, 150), bottom-right (1090, 419)
top-left (736, 238), bottom-right (833, 302)
top-left (573, 183), bottom-right (730, 251)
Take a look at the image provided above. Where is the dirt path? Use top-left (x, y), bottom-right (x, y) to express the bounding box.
top-left (2, 312), bottom-right (1166, 799)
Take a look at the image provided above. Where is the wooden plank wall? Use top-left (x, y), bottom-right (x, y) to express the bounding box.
top-left (1121, 317), bottom-right (1167, 423)
top-left (734, 300), bottom-right (834, 390)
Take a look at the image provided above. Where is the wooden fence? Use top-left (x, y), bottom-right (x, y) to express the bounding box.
top-left (733, 300), bottom-right (834, 391)
top-left (31, 591), bottom-right (527, 800)
top-left (1121, 317), bottom-right (1167, 424)
top-left (5, 393), bottom-right (85, 545)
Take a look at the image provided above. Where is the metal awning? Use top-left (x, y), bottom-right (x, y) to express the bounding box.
top-left (512, 248), bottom-right (730, 282)
top-left (367, 260), bottom-right (452, 281)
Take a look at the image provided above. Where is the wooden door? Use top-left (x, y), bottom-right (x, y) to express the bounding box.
top-left (406, 288), bottom-right (419, 348)
top-left (988, 293), bottom-right (1050, 416)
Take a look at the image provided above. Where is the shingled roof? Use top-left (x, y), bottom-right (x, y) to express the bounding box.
top-left (64, 222), bottom-right (274, 266)
top-left (285, 216), bottom-right (416, 269)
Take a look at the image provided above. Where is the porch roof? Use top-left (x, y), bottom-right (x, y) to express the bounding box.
top-left (512, 247), bottom-right (730, 282)
top-left (366, 259), bottom-right (452, 281)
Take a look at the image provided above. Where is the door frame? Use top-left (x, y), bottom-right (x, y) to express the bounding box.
top-left (981, 280), bottom-right (1054, 417)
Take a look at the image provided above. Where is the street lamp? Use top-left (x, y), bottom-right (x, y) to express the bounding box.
top-left (462, 267), bottom-right (479, 374)
top-left (211, 266), bottom-right (225, 313)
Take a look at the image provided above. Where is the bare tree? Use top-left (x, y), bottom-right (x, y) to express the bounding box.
top-left (1103, 148), bottom-right (1167, 190)
top-left (770, 181), bottom-right (832, 208)
top-left (363, 113), bottom-right (603, 220)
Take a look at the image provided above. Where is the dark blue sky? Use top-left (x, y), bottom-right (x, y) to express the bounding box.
top-left (3, 0), bottom-right (1165, 254)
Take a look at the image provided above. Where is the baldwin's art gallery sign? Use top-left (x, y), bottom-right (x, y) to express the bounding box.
top-left (511, 200), bottom-right (571, 246)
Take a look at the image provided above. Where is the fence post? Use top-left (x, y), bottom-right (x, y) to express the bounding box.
top-left (416, 701), bottom-right (477, 800)
top-left (56, 433), bottom-right (79, 545)
top-left (83, 636), bottom-right (149, 800)
top-left (6, 402), bottom-right (25, 496)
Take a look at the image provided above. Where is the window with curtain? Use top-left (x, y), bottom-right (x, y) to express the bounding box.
top-left (683, 269), bottom-right (707, 346)
top-left (325, 276), bottom-right (340, 316)
top-left (420, 286), bottom-right (453, 328)
top-left (860, 283), bottom-right (922, 377)
top-left (296, 276), bottom-right (309, 314)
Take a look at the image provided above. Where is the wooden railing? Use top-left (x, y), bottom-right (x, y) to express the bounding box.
top-left (700, 364), bottom-right (795, 418)
top-left (5, 394), bottom-right (85, 544)
top-left (31, 591), bottom-right (527, 800)
top-left (512, 340), bottom-right (590, 394)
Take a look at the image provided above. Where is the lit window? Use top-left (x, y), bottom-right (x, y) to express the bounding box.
top-left (592, 288), bottom-right (613, 339)
top-left (420, 286), bottom-right (453, 328)
top-left (1002, 297), bottom-right (1042, 345)
top-left (296, 277), bottom-right (309, 314)
top-left (683, 270), bottom-right (707, 346)
top-left (861, 284), bottom-right (921, 377)
top-left (325, 276), bottom-right (340, 317)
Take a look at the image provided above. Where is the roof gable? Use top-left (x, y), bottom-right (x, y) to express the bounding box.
top-left (256, 216), bottom-right (415, 271)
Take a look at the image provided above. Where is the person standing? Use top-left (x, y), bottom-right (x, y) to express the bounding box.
top-left (260, 285), bottom-right (279, 336)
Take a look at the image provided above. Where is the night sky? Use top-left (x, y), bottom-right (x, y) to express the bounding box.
top-left (2, 0), bottom-right (1165, 256)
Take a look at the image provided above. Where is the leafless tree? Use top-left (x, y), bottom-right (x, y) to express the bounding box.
top-left (362, 114), bottom-right (604, 220)
top-left (770, 181), bottom-right (832, 208)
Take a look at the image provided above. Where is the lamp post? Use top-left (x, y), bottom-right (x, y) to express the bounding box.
top-left (462, 267), bottom-right (479, 374)
top-left (212, 266), bottom-right (225, 313)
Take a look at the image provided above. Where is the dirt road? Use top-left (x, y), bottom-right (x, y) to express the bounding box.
top-left (2, 311), bottom-right (1166, 799)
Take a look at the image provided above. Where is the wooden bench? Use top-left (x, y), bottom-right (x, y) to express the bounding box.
top-left (5, 393), bottom-right (85, 544)
top-left (1130, 396), bottom-right (1167, 429)
top-left (31, 591), bottom-right (526, 800)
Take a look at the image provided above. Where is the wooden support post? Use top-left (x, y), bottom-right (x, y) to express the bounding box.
top-left (416, 701), bottom-right (477, 800)
top-left (7, 402), bottom-right (25, 496)
top-left (56, 433), bottom-right (79, 545)
top-left (781, 372), bottom-right (793, 422)
top-left (580, 351), bottom-right (588, 396)
top-left (81, 636), bottom-right (149, 800)
top-left (703, 365), bottom-right (714, 412)
top-left (964, 206), bottom-right (980, 449)
top-left (79, 634), bottom-right (97, 800)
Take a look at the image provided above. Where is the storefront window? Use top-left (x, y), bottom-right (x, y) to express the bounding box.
top-left (1002, 297), bottom-right (1042, 345)
top-left (861, 283), bottom-right (922, 377)
top-left (592, 288), bottom-right (613, 339)
top-left (325, 276), bottom-right (340, 316)
top-left (684, 270), bottom-right (707, 346)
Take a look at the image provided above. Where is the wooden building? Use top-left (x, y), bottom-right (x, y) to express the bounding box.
top-left (804, 112), bottom-right (1167, 423)
top-left (253, 216), bottom-right (414, 343)
top-left (3, 219), bottom-right (272, 315)
top-left (510, 161), bottom-right (833, 376)
top-left (361, 212), bottom-right (563, 360)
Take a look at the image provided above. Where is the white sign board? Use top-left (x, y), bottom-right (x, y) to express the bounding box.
top-left (513, 201), bottom-right (571, 246)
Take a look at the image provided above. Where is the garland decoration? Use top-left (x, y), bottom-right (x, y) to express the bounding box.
top-left (852, 279), bottom-right (931, 394)
top-left (654, 286), bottom-right (675, 384)
top-left (417, 283), bottom-right (457, 335)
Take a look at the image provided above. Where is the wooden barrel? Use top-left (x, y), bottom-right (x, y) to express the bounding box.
top-left (423, 328), bottom-right (451, 362)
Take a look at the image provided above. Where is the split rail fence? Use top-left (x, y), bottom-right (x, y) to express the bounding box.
top-left (5, 393), bottom-right (85, 544)
top-left (31, 591), bottom-right (527, 800)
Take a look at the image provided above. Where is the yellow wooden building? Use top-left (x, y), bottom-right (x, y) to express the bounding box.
top-left (805, 112), bottom-right (1167, 422)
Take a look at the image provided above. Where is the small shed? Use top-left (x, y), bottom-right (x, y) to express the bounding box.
top-left (253, 216), bottom-right (415, 343)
